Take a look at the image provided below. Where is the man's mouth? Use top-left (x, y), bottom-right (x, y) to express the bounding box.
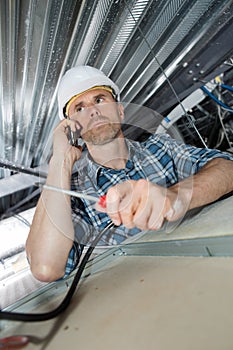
top-left (92, 121), bottom-right (106, 128)
top-left (88, 117), bottom-right (109, 129)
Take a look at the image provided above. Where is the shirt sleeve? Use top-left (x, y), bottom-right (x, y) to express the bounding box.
top-left (63, 241), bottom-right (84, 278)
top-left (62, 199), bottom-right (96, 278)
top-left (157, 134), bottom-right (233, 180)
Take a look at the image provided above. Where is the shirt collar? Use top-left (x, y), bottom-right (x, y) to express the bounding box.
top-left (85, 138), bottom-right (139, 185)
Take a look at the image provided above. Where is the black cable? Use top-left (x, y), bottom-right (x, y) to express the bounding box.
top-left (0, 160), bottom-right (47, 178)
top-left (0, 222), bottom-right (114, 322)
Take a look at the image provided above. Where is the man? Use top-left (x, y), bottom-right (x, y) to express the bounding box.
top-left (26, 65), bottom-right (233, 282)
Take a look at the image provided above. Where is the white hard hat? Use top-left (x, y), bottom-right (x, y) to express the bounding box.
top-left (57, 65), bottom-right (120, 119)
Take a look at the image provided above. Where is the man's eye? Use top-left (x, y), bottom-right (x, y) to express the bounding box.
top-left (96, 97), bottom-right (104, 104)
top-left (75, 106), bottom-right (85, 112)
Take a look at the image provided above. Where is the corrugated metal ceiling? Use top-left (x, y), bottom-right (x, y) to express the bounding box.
top-left (0, 0), bottom-right (233, 215)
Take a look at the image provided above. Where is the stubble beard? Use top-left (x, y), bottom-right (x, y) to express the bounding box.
top-left (81, 118), bottom-right (122, 145)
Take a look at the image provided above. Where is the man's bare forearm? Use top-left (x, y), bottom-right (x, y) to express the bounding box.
top-left (171, 158), bottom-right (233, 212)
top-left (26, 157), bottom-right (74, 282)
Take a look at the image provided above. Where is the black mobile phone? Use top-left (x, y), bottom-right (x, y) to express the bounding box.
top-left (67, 126), bottom-right (80, 147)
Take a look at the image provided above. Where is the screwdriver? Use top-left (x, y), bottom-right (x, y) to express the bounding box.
top-left (35, 183), bottom-right (107, 208)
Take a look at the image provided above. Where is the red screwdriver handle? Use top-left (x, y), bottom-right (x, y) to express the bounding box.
top-left (0, 335), bottom-right (29, 348)
top-left (98, 195), bottom-right (106, 208)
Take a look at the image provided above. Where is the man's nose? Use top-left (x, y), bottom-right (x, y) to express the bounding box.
top-left (89, 105), bottom-right (100, 118)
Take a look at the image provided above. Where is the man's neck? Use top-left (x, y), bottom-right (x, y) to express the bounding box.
top-left (87, 134), bottom-right (129, 170)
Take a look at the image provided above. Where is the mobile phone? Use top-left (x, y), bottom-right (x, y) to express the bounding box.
top-left (67, 126), bottom-right (81, 147)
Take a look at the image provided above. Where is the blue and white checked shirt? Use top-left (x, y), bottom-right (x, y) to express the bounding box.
top-left (63, 133), bottom-right (233, 276)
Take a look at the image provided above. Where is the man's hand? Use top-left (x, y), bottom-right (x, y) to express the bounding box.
top-left (96, 179), bottom-right (192, 230)
top-left (52, 118), bottom-right (82, 166)
top-left (96, 158), bottom-right (233, 231)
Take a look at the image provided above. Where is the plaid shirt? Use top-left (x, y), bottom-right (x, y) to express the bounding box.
top-left (63, 133), bottom-right (233, 277)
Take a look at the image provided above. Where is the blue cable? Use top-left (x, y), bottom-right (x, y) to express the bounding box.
top-left (201, 86), bottom-right (233, 114)
top-left (220, 84), bottom-right (233, 93)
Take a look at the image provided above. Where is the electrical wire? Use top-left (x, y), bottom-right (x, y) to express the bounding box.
top-left (221, 84), bottom-right (233, 93)
top-left (0, 160), bottom-right (47, 178)
top-left (201, 86), bottom-right (233, 113)
top-left (0, 222), bottom-right (114, 322)
top-left (12, 214), bottom-right (31, 227)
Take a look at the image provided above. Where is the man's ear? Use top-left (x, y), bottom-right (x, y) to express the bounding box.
top-left (118, 103), bottom-right (124, 121)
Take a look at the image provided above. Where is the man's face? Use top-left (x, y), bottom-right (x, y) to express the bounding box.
top-left (68, 89), bottom-right (124, 145)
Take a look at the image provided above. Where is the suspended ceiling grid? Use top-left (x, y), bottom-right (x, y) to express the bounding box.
top-left (0, 0), bottom-right (233, 215)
